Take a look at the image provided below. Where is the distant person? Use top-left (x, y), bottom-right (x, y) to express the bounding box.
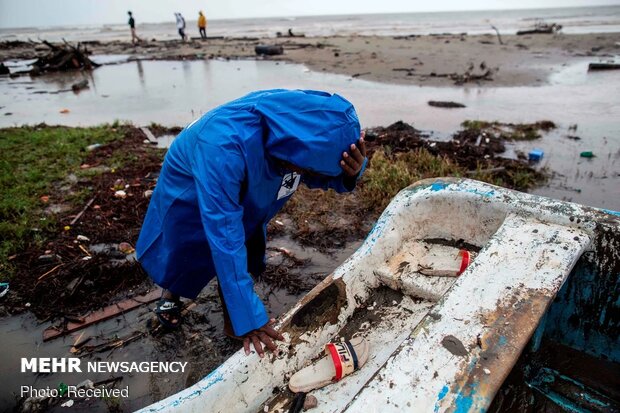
top-left (127, 11), bottom-right (142, 44)
top-left (198, 11), bottom-right (207, 40)
top-left (175, 12), bottom-right (188, 41)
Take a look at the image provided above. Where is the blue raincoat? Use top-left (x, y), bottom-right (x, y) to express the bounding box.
top-left (136, 89), bottom-right (365, 336)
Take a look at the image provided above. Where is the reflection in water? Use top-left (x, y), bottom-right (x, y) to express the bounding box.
top-left (136, 59), bottom-right (145, 89)
top-left (0, 59), bottom-right (618, 209)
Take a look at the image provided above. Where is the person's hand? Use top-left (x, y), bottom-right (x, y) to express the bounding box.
top-left (340, 131), bottom-right (367, 177)
top-left (243, 318), bottom-right (285, 358)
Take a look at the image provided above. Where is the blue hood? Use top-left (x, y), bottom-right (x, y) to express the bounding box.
top-left (256, 90), bottom-right (361, 177)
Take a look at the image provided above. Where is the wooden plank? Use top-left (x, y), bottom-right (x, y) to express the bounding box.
top-left (140, 127), bottom-right (157, 142)
top-left (43, 288), bottom-right (162, 341)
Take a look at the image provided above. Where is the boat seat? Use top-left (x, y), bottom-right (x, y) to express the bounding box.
top-left (374, 241), bottom-right (473, 301)
top-left (346, 214), bottom-right (591, 412)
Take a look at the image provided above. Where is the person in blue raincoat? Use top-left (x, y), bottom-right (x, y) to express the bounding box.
top-left (136, 89), bottom-right (367, 357)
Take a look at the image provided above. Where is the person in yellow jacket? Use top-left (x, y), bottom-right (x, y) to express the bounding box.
top-left (198, 11), bottom-right (207, 40)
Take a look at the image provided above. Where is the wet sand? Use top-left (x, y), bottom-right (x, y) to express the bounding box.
top-left (2, 32), bottom-right (619, 87)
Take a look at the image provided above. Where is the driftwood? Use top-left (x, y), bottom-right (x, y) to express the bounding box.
top-left (490, 25), bottom-right (504, 45)
top-left (588, 62), bottom-right (620, 71)
top-left (29, 39), bottom-right (100, 75)
top-left (428, 101), bottom-right (466, 108)
top-left (517, 22), bottom-right (562, 35)
top-left (255, 45), bottom-right (283, 56)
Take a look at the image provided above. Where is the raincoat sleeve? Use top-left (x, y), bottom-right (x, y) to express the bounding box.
top-left (190, 140), bottom-right (269, 336)
top-left (302, 158), bottom-right (367, 193)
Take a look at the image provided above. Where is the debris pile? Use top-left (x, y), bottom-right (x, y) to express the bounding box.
top-left (28, 40), bottom-right (100, 76)
top-left (517, 22), bottom-right (562, 35)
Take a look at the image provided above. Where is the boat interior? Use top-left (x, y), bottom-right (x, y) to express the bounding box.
top-left (139, 178), bottom-right (619, 413)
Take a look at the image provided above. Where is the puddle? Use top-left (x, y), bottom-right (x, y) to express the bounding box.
top-left (0, 237), bottom-right (361, 411)
top-left (0, 58), bottom-right (617, 209)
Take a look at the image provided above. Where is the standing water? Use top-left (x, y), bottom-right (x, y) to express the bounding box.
top-left (0, 58), bottom-right (618, 209)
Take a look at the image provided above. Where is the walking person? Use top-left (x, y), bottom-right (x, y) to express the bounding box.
top-left (127, 11), bottom-right (142, 44)
top-left (198, 11), bottom-right (207, 40)
top-left (136, 89), bottom-right (367, 357)
top-left (175, 12), bottom-right (188, 41)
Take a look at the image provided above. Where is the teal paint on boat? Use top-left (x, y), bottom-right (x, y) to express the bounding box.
top-left (434, 385), bottom-right (450, 413)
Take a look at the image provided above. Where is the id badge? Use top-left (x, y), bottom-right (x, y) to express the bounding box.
top-left (277, 172), bottom-right (301, 200)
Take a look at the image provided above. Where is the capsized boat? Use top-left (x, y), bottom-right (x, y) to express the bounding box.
top-left (138, 178), bottom-right (619, 413)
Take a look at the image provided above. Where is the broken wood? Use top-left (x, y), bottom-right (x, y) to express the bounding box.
top-left (140, 127), bottom-right (157, 143)
top-left (490, 25), bottom-right (504, 45)
top-left (69, 196), bottom-right (96, 225)
top-left (517, 23), bottom-right (562, 36)
top-left (36, 264), bottom-right (63, 283)
top-left (79, 331), bottom-right (145, 354)
top-left (42, 288), bottom-right (162, 341)
top-left (588, 62), bottom-right (620, 71)
top-left (428, 101), bottom-right (466, 108)
top-left (29, 40), bottom-right (100, 76)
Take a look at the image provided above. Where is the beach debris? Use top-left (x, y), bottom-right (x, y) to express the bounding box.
top-left (566, 135), bottom-right (581, 141)
top-left (86, 143), bottom-right (102, 151)
top-left (114, 190), bottom-right (127, 198)
top-left (144, 189), bottom-right (154, 198)
top-left (71, 79), bottom-right (89, 92)
top-left (28, 40), bottom-right (100, 76)
top-left (304, 394), bottom-right (318, 410)
top-left (418, 249), bottom-right (473, 277)
top-left (76, 235), bottom-right (90, 242)
top-left (588, 62), bottom-right (620, 71)
top-left (118, 242), bottom-right (135, 254)
top-left (428, 101), bottom-right (466, 108)
top-left (0, 282), bottom-right (9, 298)
top-left (528, 149), bottom-right (544, 162)
top-left (76, 379), bottom-right (94, 390)
top-left (451, 62), bottom-right (495, 85)
top-left (461, 120), bottom-right (556, 141)
top-left (78, 331), bottom-right (145, 354)
top-left (289, 337), bottom-right (370, 393)
top-left (140, 126), bottom-right (157, 143)
top-left (38, 254), bottom-right (60, 262)
top-left (60, 399), bottom-right (74, 407)
top-left (276, 28), bottom-right (305, 38)
top-left (255, 45), bottom-right (284, 56)
top-left (352, 72), bottom-right (371, 78)
top-left (59, 108), bottom-right (70, 114)
top-left (69, 196), bottom-right (96, 225)
top-left (580, 151), bottom-right (595, 158)
top-left (490, 25), bottom-right (504, 45)
top-left (517, 22), bottom-right (562, 35)
top-left (42, 288), bottom-right (162, 341)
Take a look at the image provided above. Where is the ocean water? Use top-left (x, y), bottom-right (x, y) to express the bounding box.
top-left (1, 5), bottom-right (619, 42)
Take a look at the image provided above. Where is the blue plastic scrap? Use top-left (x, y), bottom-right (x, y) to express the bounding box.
top-left (529, 149), bottom-right (544, 162)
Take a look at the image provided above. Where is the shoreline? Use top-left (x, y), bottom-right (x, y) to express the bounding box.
top-left (2, 32), bottom-right (619, 87)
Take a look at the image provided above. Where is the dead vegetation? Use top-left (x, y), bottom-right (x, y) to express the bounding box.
top-left (19, 40), bottom-right (100, 76)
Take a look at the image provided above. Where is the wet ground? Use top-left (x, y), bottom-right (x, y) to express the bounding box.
top-left (0, 236), bottom-right (361, 412)
top-left (0, 58), bottom-right (618, 209)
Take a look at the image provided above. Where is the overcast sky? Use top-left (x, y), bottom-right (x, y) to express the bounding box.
top-left (1, 0), bottom-right (619, 29)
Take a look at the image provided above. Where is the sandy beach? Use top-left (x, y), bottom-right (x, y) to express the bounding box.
top-left (2, 32), bottom-right (619, 87)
